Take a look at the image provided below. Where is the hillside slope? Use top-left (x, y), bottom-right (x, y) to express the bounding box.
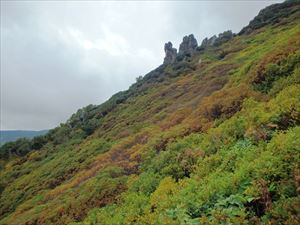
top-left (0, 1), bottom-right (300, 224)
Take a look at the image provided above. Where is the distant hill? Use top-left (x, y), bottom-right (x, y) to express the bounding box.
top-left (0, 130), bottom-right (48, 144)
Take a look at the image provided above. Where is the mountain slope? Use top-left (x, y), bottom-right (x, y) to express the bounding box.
top-left (0, 1), bottom-right (300, 224)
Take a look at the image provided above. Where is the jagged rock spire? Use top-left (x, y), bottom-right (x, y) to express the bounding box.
top-left (163, 42), bottom-right (177, 64)
top-left (178, 34), bottom-right (198, 55)
top-left (163, 34), bottom-right (199, 64)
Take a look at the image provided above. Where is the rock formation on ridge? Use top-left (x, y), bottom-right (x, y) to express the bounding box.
top-left (178, 34), bottom-right (198, 55)
top-left (163, 42), bottom-right (177, 64)
top-left (201, 30), bottom-right (234, 48)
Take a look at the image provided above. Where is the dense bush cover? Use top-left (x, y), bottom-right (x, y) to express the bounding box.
top-left (0, 1), bottom-right (300, 224)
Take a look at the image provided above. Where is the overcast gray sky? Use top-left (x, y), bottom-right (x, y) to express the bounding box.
top-left (1, 0), bottom-right (282, 130)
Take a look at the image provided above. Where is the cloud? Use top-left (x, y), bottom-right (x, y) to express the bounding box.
top-left (0, 0), bottom-right (282, 130)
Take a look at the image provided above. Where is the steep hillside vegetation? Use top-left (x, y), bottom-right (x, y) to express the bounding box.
top-left (0, 1), bottom-right (300, 224)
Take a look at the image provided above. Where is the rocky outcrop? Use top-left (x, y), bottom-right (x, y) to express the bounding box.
top-left (163, 42), bottom-right (177, 64)
top-left (215, 30), bottom-right (234, 46)
top-left (163, 35), bottom-right (199, 64)
top-left (201, 35), bottom-right (217, 48)
top-left (178, 34), bottom-right (198, 55)
top-left (163, 31), bottom-right (234, 64)
top-left (201, 30), bottom-right (234, 48)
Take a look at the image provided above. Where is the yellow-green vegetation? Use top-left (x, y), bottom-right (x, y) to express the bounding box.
top-left (1, 1), bottom-right (300, 224)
